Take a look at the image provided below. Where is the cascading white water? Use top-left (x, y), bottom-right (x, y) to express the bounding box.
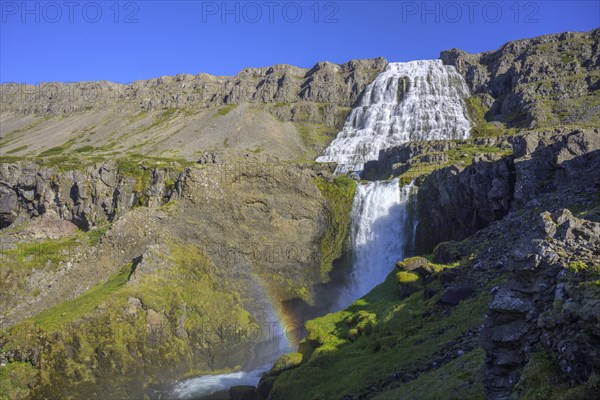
top-left (172, 369), bottom-right (265, 399)
top-left (336, 180), bottom-right (417, 308)
top-left (317, 60), bottom-right (471, 173)
top-left (319, 59), bottom-right (471, 306)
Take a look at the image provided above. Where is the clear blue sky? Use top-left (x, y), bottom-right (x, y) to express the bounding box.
top-left (1, 1), bottom-right (598, 83)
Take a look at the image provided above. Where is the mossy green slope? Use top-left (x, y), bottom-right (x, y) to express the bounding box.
top-left (269, 259), bottom-right (490, 400)
top-left (0, 244), bottom-right (255, 400)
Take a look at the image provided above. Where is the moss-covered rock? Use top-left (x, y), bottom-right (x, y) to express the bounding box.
top-left (314, 176), bottom-right (357, 278)
top-left (396, 271), bottom-right (422, 299)
top-left (269, 353), bottom-right (304, 376)
top-left (433, 241), bottom-right (463, 264)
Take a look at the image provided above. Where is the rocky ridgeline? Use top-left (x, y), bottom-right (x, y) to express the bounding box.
top-left (0, 58), bottom-right (387, 126)
top-left (442, 28), bottom-right (600, 128)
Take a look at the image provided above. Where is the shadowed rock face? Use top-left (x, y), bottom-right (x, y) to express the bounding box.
top-left (441, 28), bottom-right (600, 129)
top-left (0, 158), bottom-right (355, 398)
top-left (480, 208), bottom-right (600, 400)
top-left (415, 129), bottom-right (600, 252)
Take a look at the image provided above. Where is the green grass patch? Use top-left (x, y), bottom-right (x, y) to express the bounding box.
top-left (38, 146), bottom-right (68, 157)
top-left (0, 236), bottom-right (81, 270)
top-left (0, 155), bottom-right (27, 163)
top-left (0, 227), bottom-right (113, 300)
top-left (0, 361), bottom-right (39, 400)
top-left (294, 122), bottom-right (339, 159)
top-left (513, 350), bottom-right (588, 400)
top-left (4, 145), bottom-right (29, 155)
top-left (138, 108), bottom-right (179, 133)
top-left (464, 96), bottom-right (508, 137)
top-left (372, 348), bottom-right (486, 400)
top-left (86, 224), bottom-right (111, 246)
top-left (447, 144), bottom-right (513, 165)
top-left (73, 145), bottom-right (96, 153)
top-left (395, 141), bottom-right (514, 185)
top-left (30, 263), bottom-right (134, 330)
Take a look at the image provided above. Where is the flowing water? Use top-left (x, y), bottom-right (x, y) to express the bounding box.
top-left (336, 180), bottom-right (417, 308)
top-left (170, 59), bottom-right (470, 397)
top-left (316, 60), bottom-right (471, 173)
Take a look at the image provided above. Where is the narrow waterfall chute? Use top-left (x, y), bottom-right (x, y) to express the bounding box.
top-left (336, 180), bottom-right (417, 309)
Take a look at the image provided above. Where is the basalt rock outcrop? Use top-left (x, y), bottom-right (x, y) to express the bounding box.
top-left (415, 128), bottom-right (600, 252)
top-left (0, 160), bottom-right (178, 229)
top-left (481, 209), bottom-right (600, 400)
top-left (441, 28), bottom-right (600, 128)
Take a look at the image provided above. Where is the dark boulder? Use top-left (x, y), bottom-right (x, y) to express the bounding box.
top-left (439, 269), bottom-right (460, 288)
top-left (439, 285), bottom-right (476, 306)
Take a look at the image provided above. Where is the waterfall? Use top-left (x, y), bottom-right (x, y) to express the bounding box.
top-left (319, 59), bottom-right (471, 306)
top-left (336, 180), bottom-right (417, 308)
top-left (316, 60), bottom-right (471, 173)
top-left (170, 58), bottom-right (471, 397)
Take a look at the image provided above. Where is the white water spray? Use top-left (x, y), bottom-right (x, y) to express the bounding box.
top-left (171, 312), bottom-right (291, 399)
top-left (317, 60), bottom-right (471, 173)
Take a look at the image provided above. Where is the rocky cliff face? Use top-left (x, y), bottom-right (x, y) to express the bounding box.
top-left (480, 208), bottom-right (600, 400)
top-left (415, 128), bottom-right (600, 252)
top-left (441, 28), bottom-right (600, 129)
top-left (0, 159), bottom-right (180, 229)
